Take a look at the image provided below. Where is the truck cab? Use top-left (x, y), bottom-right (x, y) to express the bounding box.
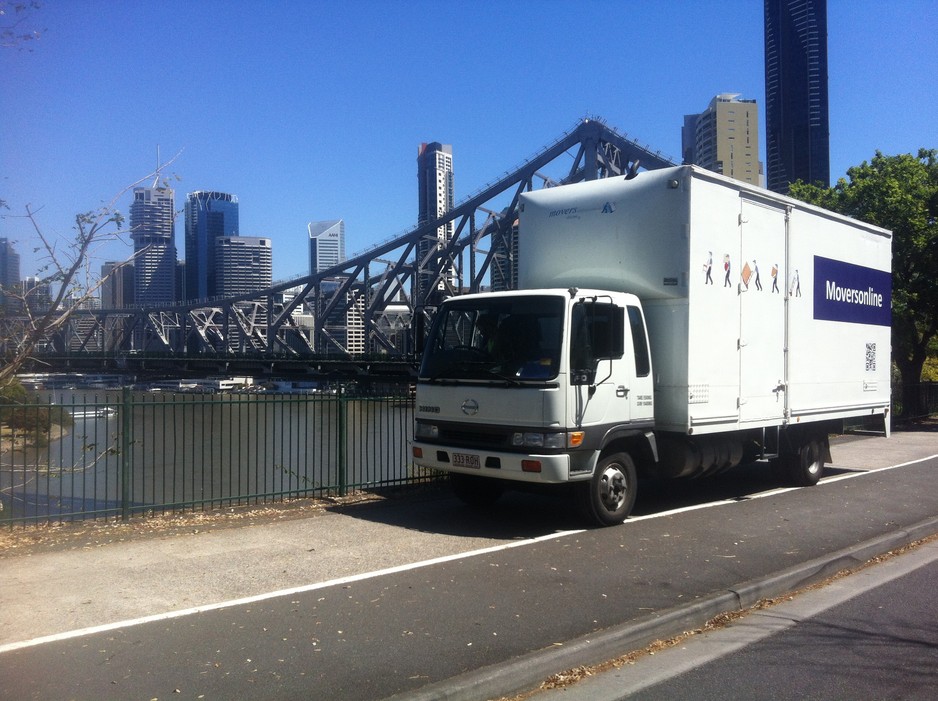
top-left (412, 287), bottom-right (656, 525)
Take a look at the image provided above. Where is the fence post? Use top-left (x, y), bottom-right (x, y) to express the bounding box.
top-left (337, 385), bottom-right (348, 496)
top-left (120, 385), bottom-right (132, 521)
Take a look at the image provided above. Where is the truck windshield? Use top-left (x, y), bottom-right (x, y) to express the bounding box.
top-left (420, 296), bottom-right (564, 382)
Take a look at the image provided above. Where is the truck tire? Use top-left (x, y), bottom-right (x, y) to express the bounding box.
top-left (782, 439), bottom-right (825, 487)
top-left (451, 473), bottom-right (503, 510)
top-left (577, 452), bottom-right (637, 527)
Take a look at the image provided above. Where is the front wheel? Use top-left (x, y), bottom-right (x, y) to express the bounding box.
top-left (577, 452), bottom-right (638, 527)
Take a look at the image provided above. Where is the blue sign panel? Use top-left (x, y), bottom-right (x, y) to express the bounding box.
top-left (813, 256), bottom-right (891, 326)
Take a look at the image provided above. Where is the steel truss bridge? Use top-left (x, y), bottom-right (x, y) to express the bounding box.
top-left (9, 118), bottom-right (675, 374)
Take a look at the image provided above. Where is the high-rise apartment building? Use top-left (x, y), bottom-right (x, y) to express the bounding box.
top-left (130, 185), bottom-right (177, 305)
top-left (682, 93), bottom-right (762, 185)
top-left (308, 220), bottom-right (345, 275)
top-left (764, 0), bottom-right (830, 193)
top-left (184, 191), bottom-right (239, 300)
top-left (215, 236), bottom-right (272, 298)
top-left (416, 142), bottom-right (454, 302)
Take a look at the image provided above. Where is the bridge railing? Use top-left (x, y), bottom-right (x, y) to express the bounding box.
top-left (1, 384), bottom-right (430, 527)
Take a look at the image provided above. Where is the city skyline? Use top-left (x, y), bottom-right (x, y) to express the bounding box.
top-left (2, 2), bottom-right (935, 284)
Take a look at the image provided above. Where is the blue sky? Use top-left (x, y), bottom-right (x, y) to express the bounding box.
top-left (2, 0), bottom-right (936, 284)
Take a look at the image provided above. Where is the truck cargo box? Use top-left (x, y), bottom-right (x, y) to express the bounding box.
top-left (518, 166), bottom-right (892, 434)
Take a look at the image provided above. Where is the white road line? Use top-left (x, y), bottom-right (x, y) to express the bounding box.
top-left (3, 453), bottom-right (936, 654)
top-left (0, 529), bottom-right (584, 654)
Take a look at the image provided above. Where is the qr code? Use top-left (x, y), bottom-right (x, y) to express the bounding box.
top-left (865, 343), bottom-right (876, 372)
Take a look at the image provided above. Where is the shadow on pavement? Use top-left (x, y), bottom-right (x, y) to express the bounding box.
top-left (329, 458), bottom-right (853, 538)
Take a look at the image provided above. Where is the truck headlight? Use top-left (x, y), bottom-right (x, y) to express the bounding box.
top-left (511, 432), bottom-right (565, 449)
top-left (415, 421), bottom-right (439, 439)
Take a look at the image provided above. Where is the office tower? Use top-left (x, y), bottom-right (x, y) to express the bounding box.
top-left (764, 0), bottom-right (830, 193)
top-left (214, 236), bottom-right (272, 297)
top-left (317, 279), bottom-right (365, 355)
top-left (416, 142), bottom-right (454, 302)
top-left (490, 220), bottom-right (519, 292)
top-left (184, 191), bottom-right (239, 300)
top-left (0, 238), bottom-right (20, 311)
top-left (130, 185), bottom-right (177, 304)
top-left (308, 219), bottom-right (345, 275)
top-left (682, 94), bottom-right (762, 185)
top-left (21, 276), bottom-right (52, 314)
top-left (100, 261), bottom-right (135, 308)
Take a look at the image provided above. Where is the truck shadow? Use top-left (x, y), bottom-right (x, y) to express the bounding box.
top-left (330, 460), bottom-right (856, 539)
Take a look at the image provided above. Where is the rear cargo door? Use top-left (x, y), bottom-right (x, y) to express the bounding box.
top-left (738, 198), bottom-right (787, 423)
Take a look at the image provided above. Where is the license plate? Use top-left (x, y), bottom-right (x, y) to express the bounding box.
top-left (452, 452), bottom-right (481, 469)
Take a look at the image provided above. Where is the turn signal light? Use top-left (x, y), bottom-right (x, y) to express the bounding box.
top-left (412, 446), bottom-right (423, 458)
top-left (568, 431), bottom-right (585, 448)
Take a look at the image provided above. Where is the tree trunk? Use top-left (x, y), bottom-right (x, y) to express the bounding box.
top-left (895, 355), bottom-right (926, 418)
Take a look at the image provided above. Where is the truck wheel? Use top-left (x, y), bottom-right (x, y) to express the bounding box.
top-left (577, 452), bottom-right (637, 527)
top-left (451, 473), bottom-right (503, 510)
top-left (783, 439), bottom-right (825, 487)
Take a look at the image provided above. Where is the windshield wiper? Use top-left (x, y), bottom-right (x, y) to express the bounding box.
top-left (425, 361), bottom-right (521, 385)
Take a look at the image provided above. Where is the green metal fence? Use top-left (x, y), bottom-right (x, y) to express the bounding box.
top-left (1, 385), bottom-right (425, 526)
top-left (892, 382), bottom-right (938, 421)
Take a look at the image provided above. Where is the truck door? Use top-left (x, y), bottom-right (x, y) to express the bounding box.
top-left (626, 305), bottom-right (655, 423)
top-left (569, 299), bottom-right (653, 430)
top-left (739, 198), bottom-right (787, 423)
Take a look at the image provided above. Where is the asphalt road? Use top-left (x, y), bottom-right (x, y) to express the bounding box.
top-left (1, 428), bottom-right (936, 700)
top-left (539, 537), bottom-right (938, 700)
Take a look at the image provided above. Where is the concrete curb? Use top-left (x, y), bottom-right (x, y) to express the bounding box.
top-left (381, 515), bottom-right (938, 701)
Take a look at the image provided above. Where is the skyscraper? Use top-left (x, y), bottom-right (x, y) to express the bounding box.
top-left (308, 219), bottom-right (345, 275)
top-left (184, 191), bottom-right (239, 300)
top-left (215, 237), bottom-right (272, 297)
top-left (682, 93), bottom-right (762, 185)
top-left (100, 261), bottom-right (135, 308)
top-left (0, 238), bottom-right (19, 285)
top-left (130, 185), bottom-right (177, 304)
top-left (764, 0), bottom-right (830, 193)
top-left (0, 238), bottom-right (20, 311)
top-left (21, 276), bottom-right (51, 315)
top-left (416, 142), bottom-right (454, 302)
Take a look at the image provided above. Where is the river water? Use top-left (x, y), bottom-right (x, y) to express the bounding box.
top-left (0, 389), bottom-right (416, 522)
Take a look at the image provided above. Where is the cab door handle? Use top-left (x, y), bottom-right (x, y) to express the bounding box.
top-left (616, 386), bottom-right (629, 398)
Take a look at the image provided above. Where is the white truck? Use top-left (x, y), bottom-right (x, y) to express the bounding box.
top-left (412, 166), bottom-right (892, 526)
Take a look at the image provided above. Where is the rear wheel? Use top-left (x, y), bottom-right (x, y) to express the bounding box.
top-left (450, 473), bottom-right (503, 510)
top-left (781, 439), bottom-right (825, 487)
top-left (577, 452), bottom-right (637, 527)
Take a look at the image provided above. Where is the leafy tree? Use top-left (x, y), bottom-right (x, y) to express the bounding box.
top-left (0, 1), bottom-right (44, 50)
top-left (789, 149), bottom-right (938, 416)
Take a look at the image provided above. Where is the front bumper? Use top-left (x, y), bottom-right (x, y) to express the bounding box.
top-left (412, 441), bottom-right (597, 484)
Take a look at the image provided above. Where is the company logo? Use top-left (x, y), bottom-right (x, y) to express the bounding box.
top-left (548, 208), bottom-right (577, 218)
top-left (461, 398), bottom-right (479, 416)
top-left (601, 201), bottom-right (616, 214)
top-left (813, 256), bottom-right (891, 327)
